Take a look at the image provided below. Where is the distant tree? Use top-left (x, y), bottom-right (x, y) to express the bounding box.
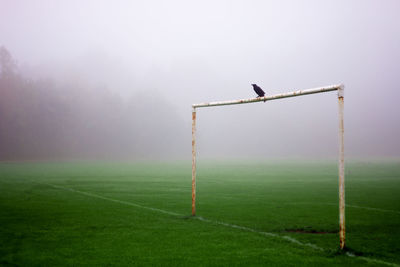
top-left (0, 46), bottom-right (17, 79)
top-left (0, 46), bottom-right (22, 159)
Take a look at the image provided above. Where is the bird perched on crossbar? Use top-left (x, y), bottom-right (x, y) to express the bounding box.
top-left (252, 84), bottom-right (266, 102)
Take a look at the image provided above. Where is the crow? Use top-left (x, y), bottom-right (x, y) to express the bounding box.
top-left (252, 84), bottom-right (266, 102)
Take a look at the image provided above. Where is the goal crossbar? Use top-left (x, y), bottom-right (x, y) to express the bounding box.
top-left (191, 83), bottom-right (345, 249)
top-left (193, 84), bottom-right (342, 109)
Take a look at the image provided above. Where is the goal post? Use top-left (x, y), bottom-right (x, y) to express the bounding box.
top-left (191, 84), bottom-right (345, 249)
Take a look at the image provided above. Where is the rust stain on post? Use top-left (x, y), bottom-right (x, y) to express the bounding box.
top-left (192, 109), bottom-right (197, 216)
top-left (338, 86), bottom-right (345, 249)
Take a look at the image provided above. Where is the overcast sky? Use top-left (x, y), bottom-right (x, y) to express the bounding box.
top-left (1, 0), bottom-right (399, 159)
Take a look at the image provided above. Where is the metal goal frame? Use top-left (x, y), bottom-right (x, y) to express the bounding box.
top-left (191, 84), bottom-right (345, 249)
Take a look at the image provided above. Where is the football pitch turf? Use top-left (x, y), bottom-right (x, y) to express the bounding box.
top-left (0, 160), bottom-right (399, 266)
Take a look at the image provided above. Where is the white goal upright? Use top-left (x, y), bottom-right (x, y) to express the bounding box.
top-left (191, 84), bottom-right (345, 249)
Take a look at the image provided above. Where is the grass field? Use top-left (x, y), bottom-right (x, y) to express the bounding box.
top-left (0, 160), bottom-right (399, 266)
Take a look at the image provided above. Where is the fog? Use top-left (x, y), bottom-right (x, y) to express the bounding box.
top-left (1, 0), bottom-right (399, 160)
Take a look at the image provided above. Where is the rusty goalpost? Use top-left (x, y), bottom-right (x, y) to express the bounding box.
top-left (191, 84), bottom-right (345, 249)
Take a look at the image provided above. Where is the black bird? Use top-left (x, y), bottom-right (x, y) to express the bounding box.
top-left (252, 84), bottom-right (266, 101)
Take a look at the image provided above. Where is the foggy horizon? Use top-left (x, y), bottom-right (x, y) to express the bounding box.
top-left (1, 0), bottom-right (400, 161)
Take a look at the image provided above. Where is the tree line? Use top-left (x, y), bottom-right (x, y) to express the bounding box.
top-left (0, 47), bottom-right (185, 161)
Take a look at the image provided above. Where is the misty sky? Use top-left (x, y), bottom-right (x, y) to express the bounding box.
top-left (1, 0), bottom-right (399, 159)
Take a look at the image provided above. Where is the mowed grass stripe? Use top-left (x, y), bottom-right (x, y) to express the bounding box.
top-left (36, 180), bottom-right (399, 267)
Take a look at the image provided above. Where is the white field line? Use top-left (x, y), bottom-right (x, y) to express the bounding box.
top-left (286, 202), bottom-right (400, 215)
top-left (34, 181), bottom-right (181, 217)
top-left (35, 181), bottom-right (399, 267)
top-left (346, 253), bottom-right (400, 267)
top-left (194, 216), bottom-right (323, 251)
top-left (345, 204), bottom-right (400, 215)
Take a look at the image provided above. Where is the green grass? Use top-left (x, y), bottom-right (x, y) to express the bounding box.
top-left (0, 160), bottom-right (399, 266)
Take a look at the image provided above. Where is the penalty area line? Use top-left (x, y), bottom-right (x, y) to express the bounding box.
top-left (34, 181), bottom-right (399, 267)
